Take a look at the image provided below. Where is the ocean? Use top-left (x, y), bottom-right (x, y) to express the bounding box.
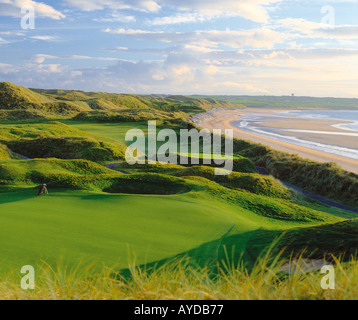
top-left (232, 110), bottom-right (358, 160)
top-left (285, 110), bottom-right (358, 132)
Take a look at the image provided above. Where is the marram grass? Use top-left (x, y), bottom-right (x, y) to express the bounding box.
top-left (1, 252), bottom-right (357, 300)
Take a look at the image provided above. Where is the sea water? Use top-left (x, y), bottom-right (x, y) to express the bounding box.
top-left (232, 110), bottom-right (358, 160)
top-left (286, 110), bottom-right (358, 132)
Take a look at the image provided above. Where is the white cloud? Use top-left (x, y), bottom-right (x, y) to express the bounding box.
top-left (0, 37), bottom-right (10, 45)
top-left (2, 0), bottom-right (358, 97)
top-left (160, 0), bottom-right (281, 23)
top-left (63, 0), bottom-right (280, 22)
top-left (30, 35), bottom-right (59, 41)
top-left (93, 12), bottom-right (136, 23)
top-left (0, 0), bottom-right (65, 20)
top-left (0, 31), bottom-right (25, 36)
top-left (148, 13), bottom-right (209, 25)
top-left (0, 62), bottom-right (19, 73)
top-left (63, 0), bottom-right (161, 12)
top-left (104, 28), bottom-right (156, 35)
top-left (30, 53), bottom-right (119, 63)
top-left (104, 28), bottom-right (288, 49)
top-left (3, 49), bottom-right (358, 97)
top-left (276, 18), bottom-right (358, 40)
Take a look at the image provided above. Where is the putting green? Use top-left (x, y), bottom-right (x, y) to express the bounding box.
top-left (62, 121), bottom-right (153, 145)
top-left (0, 188), bottom-right (266, 271)
top-left (0, 182), bottom-right (345, 272)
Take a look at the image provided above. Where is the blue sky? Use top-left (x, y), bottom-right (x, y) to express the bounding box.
top-left (0, 0), bottom-right (358, 97)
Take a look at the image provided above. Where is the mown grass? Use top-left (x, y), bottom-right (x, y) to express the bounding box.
top-left (0, 172), bottom-right (346, 274)
top-left (0, 188), bottom-right (250, 272)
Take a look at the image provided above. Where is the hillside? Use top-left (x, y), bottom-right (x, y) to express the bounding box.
top-left (0, 122), bottom-right (127, 163)
top-left (0, 82), bottom-right (91, 116)
top-left (0, 82), bottom-right (242, 122)
top-left (203, 95), bottom-right (358, 109)
top-left (0, 144), bottom-right (16, 160)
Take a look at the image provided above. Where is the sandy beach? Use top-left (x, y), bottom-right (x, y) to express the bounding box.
top-left (195, 108), bottom-right (358, 174)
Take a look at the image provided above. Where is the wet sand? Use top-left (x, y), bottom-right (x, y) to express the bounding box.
top-left (195, 108), bottom-right (358, 174)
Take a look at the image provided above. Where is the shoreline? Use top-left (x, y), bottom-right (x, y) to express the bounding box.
top-left (195, 108), bottom-right (358, 175)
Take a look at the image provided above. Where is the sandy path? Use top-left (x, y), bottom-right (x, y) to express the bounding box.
top-left (196, 109), bottom-right (358, 175)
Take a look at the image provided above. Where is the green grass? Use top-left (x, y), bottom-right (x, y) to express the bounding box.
top-left (1, 84), bottom-right (358, 300)
top-left (0, 168), bottom-right (346, 273)
top-left (63, 120), bottom-right (182, 157)
top-left (61, 121), bottom-right (151, 145)
top-left (205, 95), bottom-right (358, 109)
top-left (0, 122), bottom-right (127, 163)
top-left (1, 247), bottom-right (358, 300)
top-left (0, 159), bottom-right (115, 184)
top-left (0, 82), bottom-right (90, 116)
top-left (72, 109), bottom-right (189, 126)
top-left (0, 188), bottom-right (261, 272)
top-left (0, 82), bottom-right (239, 122)
top-left (114, 164), bottom-right (293, 199)
top-left (176, 152), bottom-right (243, 160)
top-left (0, 119), bottom-right (352, 277)
top-left (0, 144), bottom-right (14, 160)
top-left (0, 118), bottom-right (357, 300)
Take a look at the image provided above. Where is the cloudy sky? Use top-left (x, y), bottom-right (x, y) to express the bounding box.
top-left (0, 0), bottom-right (358, 97)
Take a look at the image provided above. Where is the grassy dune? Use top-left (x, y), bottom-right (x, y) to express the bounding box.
top-left (0, 82), bottom-right (90, 116)
top-left (0, 82), bottom-right (239, 122)
top-left (0, 144), bottom-right (15, 160)
top-left (0, 122), bottom-right (127, 163)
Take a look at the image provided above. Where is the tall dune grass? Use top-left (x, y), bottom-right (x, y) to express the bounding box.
top-left (1, 251), bottom-right (357, 300)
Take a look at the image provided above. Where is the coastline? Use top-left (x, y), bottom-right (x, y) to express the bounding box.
top-left (195, 108), bottom-right (358, 175)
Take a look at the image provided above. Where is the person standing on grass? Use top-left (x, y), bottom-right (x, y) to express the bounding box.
top-left (38, 183), bottom-right (49, 196)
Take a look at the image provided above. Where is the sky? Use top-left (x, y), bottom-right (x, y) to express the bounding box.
top-left (0, 0), bottom-right (358, 97)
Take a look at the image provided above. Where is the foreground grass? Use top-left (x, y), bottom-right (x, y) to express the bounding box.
top-left (1, 254), bottom-right (357, 300)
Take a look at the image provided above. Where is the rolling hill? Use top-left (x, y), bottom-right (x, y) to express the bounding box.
top-left (0, 122), bottom-right (127, 163)
top-left (0, 82), bottom-right (241, 122)
top-left (0, 82), bottom-right (91, 116)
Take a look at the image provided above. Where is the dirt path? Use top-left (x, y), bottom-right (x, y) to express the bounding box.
top-left (257, 167), bottom-right (358, 214)
top-left (105, 162), bottom-right (131, 174)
